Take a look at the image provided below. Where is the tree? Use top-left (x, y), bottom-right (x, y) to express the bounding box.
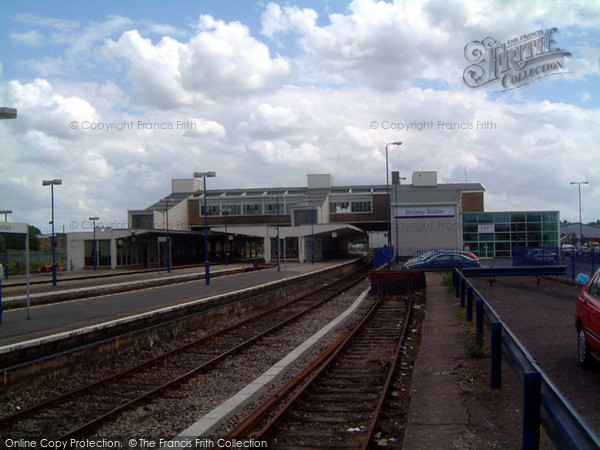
top-left (0, 225), bottom-right (41, 251)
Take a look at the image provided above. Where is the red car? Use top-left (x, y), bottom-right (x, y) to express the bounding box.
top-left (575, 269), bottom-right (600, 368)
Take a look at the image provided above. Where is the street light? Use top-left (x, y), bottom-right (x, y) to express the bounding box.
top-left (0, 210), bottom-right (12, 279)
top-left (193, 171), bottom-right (216, 285)
top-left (89, 217), bottom-right (99, 271)
top-left (391, 172), bottom-right (406, 264)
top-left (1, 108), bottom-right (17, 280)
top-left (42, 179), bottom-right (62, 286)
top-left (222, 209), bottom-right (230, 266)
top-left (386, 142), bottom-right (402, 268)
top-left (276, 197), bottom-right (281, 272)
top-left (570, 181), bottom-right (589, 246)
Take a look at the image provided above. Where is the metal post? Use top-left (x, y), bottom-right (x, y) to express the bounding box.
top-left (460, 278), bottom-right (466, 307)
top-left (523, 371), bottom-right (542, 450)
top-left (466, 286), bottom-right (473, 322)
top-left (224, 213), bottom-right (228, 267)
top-left (311, 209), bottom-right (315, 265)
top-left (578, 183), bottom-right (583, 246)
top-left (204, 176), bottom-right (210, 285)
top-left (453, 269), bottom-right (459, 298)
top-left (386, 146), bottom-right (390, 249)
top-left (476, 298), bottom-right (484, 345)
top-left (92, 218), bottom-right (97, 271)
top-left (3, 236), bottom-right (7, 280)
top-left (51, 183), bottom-right (57, 286)
top-left (25, 228), bottom-right (30, 319)
top-left (395, 180), bottom-right (399, 263)
top-left (0, 277), bottom-right (2, 323)
top-left (491, 322), bottom-right (502, 388)
top-left (276, 198), bottom-right (281, 272)
top-left (165, 199), bottom-right (171, 273)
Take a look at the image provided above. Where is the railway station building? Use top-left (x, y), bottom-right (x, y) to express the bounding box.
top-left (66, 172), bottom-right (560, 270)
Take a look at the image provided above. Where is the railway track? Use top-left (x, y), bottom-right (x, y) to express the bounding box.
top-left (0, 260), bottom-right (372, 439)
top-left (228, 294), bottom-right (413, 448)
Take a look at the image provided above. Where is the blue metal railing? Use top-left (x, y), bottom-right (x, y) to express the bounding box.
top-left (453, 268), bottom-right (600, 450)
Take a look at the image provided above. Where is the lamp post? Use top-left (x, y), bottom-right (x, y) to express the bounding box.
top-left (311, 209), bottom-right (315, 265)
top-left (385, 142), bottom-right (402, 268)
top-left (391, 172), bottom-right (406, 264)
top-left (1, 108), bottom-right (17, 280)
top-left (0, 210), bottom-right (12, 279)
top-left (570, 181), bottom-right (589, 246)
top-left (222, 209), bottom-right (230, 266)
top-left (165, 199), bottom-right (171, 273)
top-left (89, 217), bottom-right (99, 271)
top-left (276, 197), bottom-right (281, 272)
top-left (42, 179), bottom-right (62, 286)
top-left (193, 171), bottom-right (216, 285)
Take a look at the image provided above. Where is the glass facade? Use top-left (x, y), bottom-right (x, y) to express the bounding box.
top-left (462, 211), bottom-right (559, 257)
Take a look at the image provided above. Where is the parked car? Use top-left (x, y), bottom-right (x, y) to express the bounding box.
top-left (575, 268), bottom-right (600, 368)
top-left (404, 251), bottom-right (480, 270)
top-left (406, 249), bottom-right (478, 265)
top-left (527, 249), bottom-right (557, 264)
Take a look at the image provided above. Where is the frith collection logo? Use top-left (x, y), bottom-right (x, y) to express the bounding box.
top-left (463, 28), bottom-right (571, 91)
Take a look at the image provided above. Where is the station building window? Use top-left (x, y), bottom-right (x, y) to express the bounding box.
top-left (462, 211), bottom-right (559, 258)
top-left (221, 202), bottom-right (241, 215)
top-left (266, 201), bottom-right (283, 215)
top-left (243, 202), bottom-right (262, 215)
top-left (201, 203), bottom-right (221, 216)
top-left (330, 200), bottom-right (350, 213)
top-left (84, 239), bottom-right (111, 267)
top-left (351, 198), bottom-right (372, 213)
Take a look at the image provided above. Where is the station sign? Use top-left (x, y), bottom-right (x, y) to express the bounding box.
top-left (0, 222), bottom-right (28, 235)
top-left (395, 206), bottom-right (455, 219)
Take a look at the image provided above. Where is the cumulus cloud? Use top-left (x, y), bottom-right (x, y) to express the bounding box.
top-left (103, 14), bottom-right (293, 108)
top-left (260, 0), bottom-right (600, 90)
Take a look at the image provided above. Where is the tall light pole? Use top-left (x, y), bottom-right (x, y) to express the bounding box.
top-left (42, 179), bottom-right (62, 286)
top-left (311, 209), bottom-right (315, 265)
top-left (276, 197), bottom-right (281, 272)
top-left (193, 171), bottom-right (216, 285)
top-left (222, 209), bottom-right (230, 266)
top-left (391, 172), bottom-right (405, 264)
top-left (1, 108), bottom-right (17, 280)
top-left (165, 199), bottom-right (171, 273)
top-left (89, 217), bottom-right (99, 271)
top-left (385, 142), bottom-right (402, 268)
top-left (0, 210), bottom-right (12, 279)
top-left (571, 181), bottom-right (589, 246)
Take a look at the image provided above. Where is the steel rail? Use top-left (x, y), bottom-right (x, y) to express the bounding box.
top-left (55, 264), bottom-right (372, 439)
top-left (0, 261), bottom-right (371, 429)
top-left (249, 295), bottom-right (413, 447)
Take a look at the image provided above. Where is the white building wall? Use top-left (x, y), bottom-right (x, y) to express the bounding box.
top-left (391, 204), bottom-right (461, 254)
top-left (67, 230), bottom-right (131, 271)
top-left (153, 200), bottom-right (189, 232)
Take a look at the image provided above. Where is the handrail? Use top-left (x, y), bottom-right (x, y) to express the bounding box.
top-left (453, 268), bottom-right (600, 450)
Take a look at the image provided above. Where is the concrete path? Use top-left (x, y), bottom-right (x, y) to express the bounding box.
top-left (402, 271), bottom-right (470, 448)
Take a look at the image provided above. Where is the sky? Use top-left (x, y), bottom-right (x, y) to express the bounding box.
top-left (0, 0), bottom-right (599, 233)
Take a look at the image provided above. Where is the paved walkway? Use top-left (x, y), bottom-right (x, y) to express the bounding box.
top-left (0, 261), bottom-right (344, 347)
top-left (403, 272), bottom-right (470, 447)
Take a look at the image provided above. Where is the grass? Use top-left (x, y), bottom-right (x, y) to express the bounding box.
top-left (441, 273), bottom-right (456, 295)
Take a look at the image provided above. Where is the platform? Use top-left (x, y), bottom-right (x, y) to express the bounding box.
top-left (0, 260), bottom-right (351, 348)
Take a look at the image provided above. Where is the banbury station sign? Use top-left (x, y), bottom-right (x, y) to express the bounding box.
top-left (463, 28), bottom-right (571, 92)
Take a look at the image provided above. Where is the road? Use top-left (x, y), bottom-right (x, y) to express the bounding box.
top-left (469, 276), bottom-right (600, 434)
